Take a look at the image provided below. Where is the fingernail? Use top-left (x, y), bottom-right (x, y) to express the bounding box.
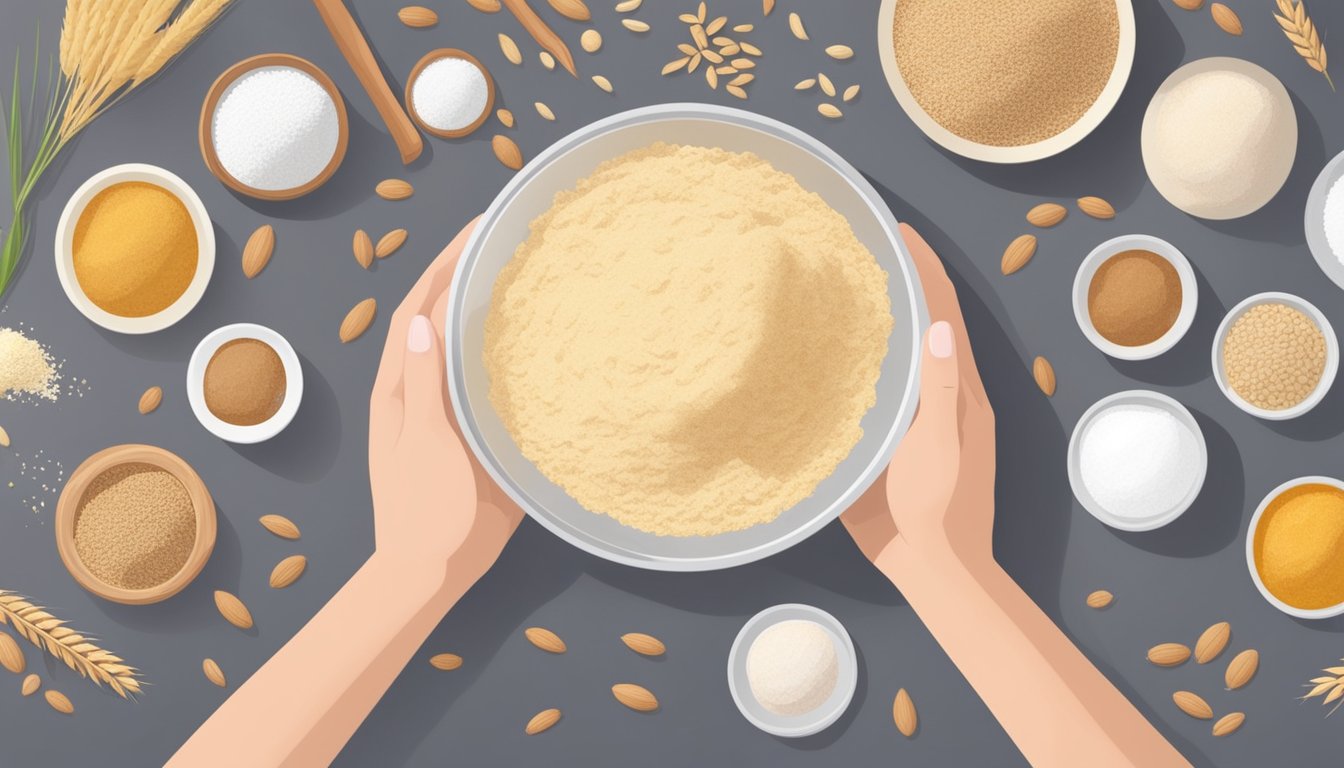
top-left (929, 321), bottom-right (953, 358)
top-left (407, 315), bottom-right (432, 353)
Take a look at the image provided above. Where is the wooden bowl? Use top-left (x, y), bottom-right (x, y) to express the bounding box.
top-left (404, 49), bottom-right (495, 140)
top-left (55, 445), bottom-right (216, 605)
top-left (199, 53), bottom-right (349, 201)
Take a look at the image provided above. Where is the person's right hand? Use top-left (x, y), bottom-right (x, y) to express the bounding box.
top-left (841, 223), bottom-right (997, 576)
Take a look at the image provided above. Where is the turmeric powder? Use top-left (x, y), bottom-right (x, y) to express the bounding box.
top-left (72, 181), bottom-right (197, 317)
top-left (1254, 483), bottom-right (1344, 610)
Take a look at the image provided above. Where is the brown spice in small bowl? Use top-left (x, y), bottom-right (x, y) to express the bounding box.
top-left (204, 338), bottom-right (286, 426)
top-left (1087, 249), bottom-right (1182, 346)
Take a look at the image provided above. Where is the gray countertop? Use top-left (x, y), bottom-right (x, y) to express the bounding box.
top-left (1, 1), bottom-right (1342, 765)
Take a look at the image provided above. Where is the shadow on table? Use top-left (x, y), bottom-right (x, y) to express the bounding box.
top-left (938, 0), bottom-right (1183, 208)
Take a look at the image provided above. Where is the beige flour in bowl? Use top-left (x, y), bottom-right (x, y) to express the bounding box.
top-left (892, 0), bottom-right (1119, 147)
top-left (484, 142), bottom-right (892, 537)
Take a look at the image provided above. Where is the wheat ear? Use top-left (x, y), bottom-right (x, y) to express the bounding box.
top-left (1274, 0), bottom-right (1333, 91)
top-left (0, 589), bottom-right (143, 698)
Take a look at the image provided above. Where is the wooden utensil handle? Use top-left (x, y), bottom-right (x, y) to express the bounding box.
top-left (501, 0), bottom-right (578, 77)
top-left (312, 0), bottom-right (423, 164)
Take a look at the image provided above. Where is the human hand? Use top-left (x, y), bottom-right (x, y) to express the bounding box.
top-left (368, 219), bottom-right (523, 587)
top-left (841, 223), bottom-right (996, 577)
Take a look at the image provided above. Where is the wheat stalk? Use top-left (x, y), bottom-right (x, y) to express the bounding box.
top-left (1274, 0), bottom-right (1334, 92)
top-left (1302, 660), bottom-right (1344, 715)
top-left (0, 589), bottom-right (142, 698)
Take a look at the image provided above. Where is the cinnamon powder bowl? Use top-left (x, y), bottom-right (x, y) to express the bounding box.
top-left (187, 323), bottom-right (303, 443)
top-left (1072, 235), bottom-right (1198, 361)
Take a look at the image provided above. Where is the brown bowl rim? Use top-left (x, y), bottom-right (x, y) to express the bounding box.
top-left (198, 53), bottom-right (350, 201)
top-left (55, 444), bottom-right (217, 605)
top-left (404, 48), bottom-right (496, 140)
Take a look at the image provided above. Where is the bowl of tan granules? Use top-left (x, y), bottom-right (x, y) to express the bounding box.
top-left (878, 0), bottom-right (1135, 163)
top-left (56, 445), bottom-right (216, 604)
top-left (448, 104), bottom-right (926, 571)
top-left (1213, 293), bottom-right (1338, 420)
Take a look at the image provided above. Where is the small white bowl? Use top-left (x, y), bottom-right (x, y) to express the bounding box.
top-left (727, 604), bottom-right (858, 738)
top-left (1067, 390), bottom-right (1208, 532)
top-left (187, 323), bottom-right (303, 444)
top-left (1246, 476), bottom-right (1344, 619)
top-left (1303, 149), bottom-right (1344, 291)
top-left (1211, 292), bottom-right (1338, 420)
top-left (1072, 235), bottom-right (1198, 360)
top-left (55, 163), bottom-right (215, 334)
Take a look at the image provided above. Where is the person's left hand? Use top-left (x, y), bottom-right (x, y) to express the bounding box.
top-left (368, 219), bottom-right (523, 587)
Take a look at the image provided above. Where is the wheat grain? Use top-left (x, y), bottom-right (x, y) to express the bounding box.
top-left (1274, 0), bottom-right (1333, 91)
top-left (0, 589), bottom-right (142, 697)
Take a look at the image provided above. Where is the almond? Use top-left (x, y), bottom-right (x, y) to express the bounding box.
top-left (45, 690), bottom-right (73, 715)
top-left (621, 632), bottom-right (666, 657)
top-left (1172, 690), bottom-right (1213, 719)
top-left (893, 688), bottom-right (917, 737)
top-left (375, 179), bottom-right (414, 201)
top-left (612, 683), bottom-right (658, 712)
top-left (214, 590), bottom-right (254, 630)
top-left (375, 229), bottom-right (408, 259)
top-left (1211, 3), bottom-right (1242, 35)
top-left (763, 0), bottom-right (775, 15)
top-left (526, 707), bottom-right (562, 734)
top-left (1172, 0), bottom-right (1204, 8)
top-left (1212, 711), bottom-right (1244, 736)
top-left (497, 108), bottom-right (515, 128)
top-left (1026, 202), bottom-right (1067, 228)
top-left (788, 11), bottom-right (808, 40)
top-left (467, 0), bottom-right (501, 12)
top-left (498, 33), bottom-right (523, 65)
top-left (21, 673), bottom-right (40, 696)
top-left (430, 653), bottom-right (463, 671)
top-left (1225, 649), bottom-right (1258, 689)
top-left (353, 229), bottom-right (373, 269)
top-left (1195, 621), bottom-right (1230, 664)
top-left (825, 45), bottom-right (854, 60)
top-left (398, 5), bottom-right (438, 27)
top-left (548, 0), bottom-right (591, 21)
top-left (1032, 356), bottom-right (1056, 397)
top-left (1085, 589), bottom-right (1113, 609)
top-left (615, 0), bottom-right (642, 10)
top-left (270, 555), bottom-right (307, 589)
top-left (0, 632), bottom-right (25, 674)
top-left (1147, 643), bottom-right (1191, 667)
top-left (259, 514), bottom-right (300, 540)
top-left (0, 424), bottom-right (9, 447)
top-left (1001, 234), bottom-right (1037, 275)
top-left (203, 658), bottom-right (226, 688)
top-left (242, 224), bottom-right (275, 278)
top-left (138, 386), bottom-right (163, 414)
top-left (1077, 196), bottom-right (1115, 219)
top-left (525, 627), bottom-right (567, 653)
top-left (340, 298), bottom-right (377, 343)
top-left (493, 135), bottom-right (524, 170)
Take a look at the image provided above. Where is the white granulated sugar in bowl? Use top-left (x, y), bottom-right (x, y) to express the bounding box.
top-left (412, 57), bottom-right (489, 132)
top-left (1324, 176), bottom-right (1344, 265)
top-left (1078, 403), bottom-right (1200, 521)
top-left (212, 66), bottom-right (340, 191)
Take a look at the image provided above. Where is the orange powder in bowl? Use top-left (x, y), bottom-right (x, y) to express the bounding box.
top-left (1253, 483), bottom-right (1344, 610)
top-left (73, 181), bottom-right (198, 317)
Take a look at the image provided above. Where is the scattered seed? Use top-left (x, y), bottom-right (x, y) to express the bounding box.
top-left (203, 658), bottom-right (226, 688)
top-left (691, 24), bottom-right (708, 48)
top-left (1211, 2), bottom-right (1242, 35)
top-left (762, 0), bottom-right (775, 15)
top-left (1194, 622), bottom-right (1230, 664)
top-left (621, 632), bottom-right (667, 656)
top-left (353, 229), bottom-right (373, 269)
top-left (726, 85), bottom-right (747, 99)
top-left (0, 633), bottom-right (24, 674)
top-left (1147, 643), bottom-right (1192, 667)
top-left (1212, 712), bottom-right (1245, 736)
top-left (375, 229), bottom-right (408, 259)
top-left (241, 223), bottom-right (275, 278)
top-left (702, 50), bottom-right (724, 65)
top-left (270, 555), bottom-right (308, 589)
top-left (430, 653), bottom-right (462, 670)
top-left (581, 29), bottom-right (603, 52)
top-left (45, 690), bottom-right (73, 715)
top-left (20, 674), bottom-right (39, 696)
top-left (612, 683), bottom-right (659, 712)
top-left (498, 33), bottom-right (523, 65)
top-left (0, 425), bottom-right (9, 448)
top-left (818, 103), bottom-right (842, 119)
top-left (466, 0), bottom-right (502, 11)
top-left (535, 102), bottom-right (556, 121)
top-left (1172, 691), bottom-right (1213, 720)
top-left (678, 12), bottom-right (699, 23)
top-left (525, 626), bottom-right (567, 653)
top-left (1001, 234), bottom-right (1037, 275)
top-left (731, 58), bottom-right (754, 69)
top-left (739, 41), bottom-right (762, 56)
top-left (497, 108), bottom-right (515, 128)
top-left (138, 386), bottom-right (163, 414)
top-left (493, 135), bottom-right (524, 170)
top-left (615, 0), bottom-right (641, 10)
top-left (825, 44), bottom-right (854, 60)
top-left (547, 0), bottom-right (591, 21)
top-left (1085, 589), bottom-right (1112, 608)
top-left (622, 18), bottom-right (650, 32)
top-left (818, 73), bottom-right (835, 97)
top-left (1033, 357), bottom-right (1056, 397)
top-left (695, 1), bottom-right (706, 22)
top-left (1225, 649), bottom-right (1258, 689)
top-left (733, 23), bottom-right (753, 32)
top-left (1026, 202), bottom-right (1067, 227)
top-left (728, 73), bottom-right (755, 87)
top-left (339, 298), bottom-right (377, 343)
top-left (526, 708), bottom-right (562, 734)
top-left (398, 6), bottom-right (438, 27)
top-left (705, 16), bottom-right (727, 35)
top-left (1077, 196), bottom-right (1115, 219)
top-left (663, 57), bottom-right (691, 75)
top-left (259, 514), bottom-right (300, 540)
top-left (375, 179), bottom-right (414, 200)
top-left (592, 75), bottom-right (614, 92)
top-left (719, 43), bottom-right (741, 56)
top-left (214, 590), bottom-right (254, 630)
top-left (706, 66), bottom-right (719, 89)
top-left (842, 84), bottom-right (860, 102)
top-left (688, 52), bottom-right (702, 72)
top-left (788, 12), bottom-right (808, 40)
top-left (893, 689), bottom-right (917, 737)
top-left (539, 51), bottom-right (556, 69)
top-left (794, 77), bottom-right (816, 90)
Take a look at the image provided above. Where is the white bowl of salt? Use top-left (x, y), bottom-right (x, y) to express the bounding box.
top-left (1067, 390), bottom-right (1208, 532)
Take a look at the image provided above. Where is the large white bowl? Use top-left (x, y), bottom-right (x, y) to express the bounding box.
top-left (447, 104), bottom-right (928, 571)
top-left (877, 0), bottom-right (1136, 163)
top-left (55, 163), bottom-right (215, 334)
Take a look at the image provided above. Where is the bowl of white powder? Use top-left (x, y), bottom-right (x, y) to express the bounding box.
top-left (727, 604), bottom-right (858, 738)
top-left (1067, 390), bottom-right (1207, 532)
top-left (1304, 149), bottom-right (1344, 291)
top-left (199, 54), bottom-right (348, 201)
top-left (448, 104), bottom-right (927, 571)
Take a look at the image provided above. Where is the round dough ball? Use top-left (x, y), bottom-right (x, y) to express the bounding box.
top-left (1141, 57), bottom-right (1296, 220)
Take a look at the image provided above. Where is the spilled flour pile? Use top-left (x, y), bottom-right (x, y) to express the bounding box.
top-left (484, 143), bottom-right (892, 537)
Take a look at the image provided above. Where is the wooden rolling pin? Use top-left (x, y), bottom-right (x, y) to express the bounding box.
top-left (312, 0), bottom-right (423, 164)
top-left (502, 0), bottom-right (577, 77)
